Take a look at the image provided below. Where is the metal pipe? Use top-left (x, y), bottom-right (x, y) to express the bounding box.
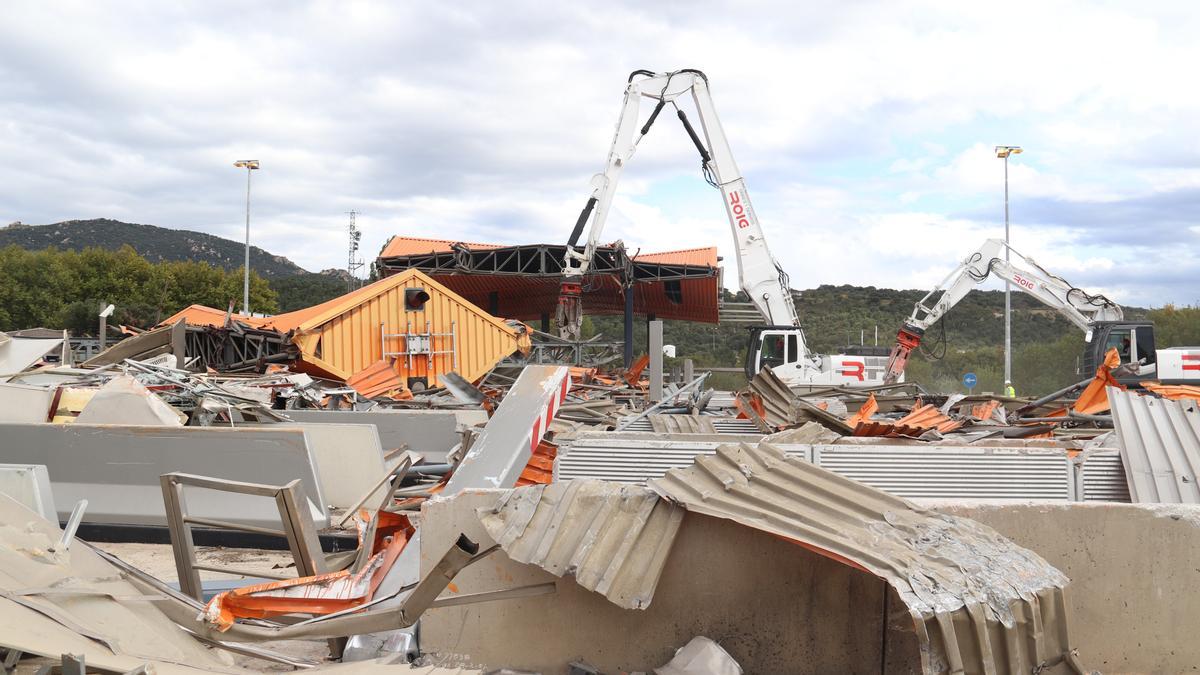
top-left (1003, 152), bottom-right (1011, 392)
top-left (615, 371), bottom-right (709, 431)
top-left (1016, 377), bottom-right (1092, 413)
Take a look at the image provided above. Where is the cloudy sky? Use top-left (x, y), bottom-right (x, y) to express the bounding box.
top-left (2, 1), bottom-right (1198, 306)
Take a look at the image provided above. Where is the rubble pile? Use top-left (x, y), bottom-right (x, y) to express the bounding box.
top-left (0, 294), bottom-right (1195, 673)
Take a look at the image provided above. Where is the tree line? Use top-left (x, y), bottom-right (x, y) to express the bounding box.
top-left (0, 245), bottom-right (277, 334)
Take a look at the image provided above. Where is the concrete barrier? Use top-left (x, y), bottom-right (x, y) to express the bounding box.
top-left (417, 490), bottom-right (917, 674)
top-left (932, 500), bottom-right (1200, 675)
top-left (273, 423), bottom-right (387, 510)
top-left (419, 491), bottom-right (1199, 673)
top-left (280, 409), bottom-right (487, 462)
top-left (0, 423), bottom-right (329, 529)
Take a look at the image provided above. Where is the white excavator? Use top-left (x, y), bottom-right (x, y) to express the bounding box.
top-left (882, 238), bottom-right (1200, 386)
top-left (557, 68), bottom-right (889, 389)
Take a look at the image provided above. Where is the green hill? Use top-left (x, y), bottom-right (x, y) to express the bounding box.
top-left (0, 218), bottom-right (354, 310)
top-left (585, 286), bottom-right (1180, 396)
top-left (0, 218), bottom-right (306, 277)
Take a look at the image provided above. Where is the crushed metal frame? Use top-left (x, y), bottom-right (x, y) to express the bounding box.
top-left (160, 473), bottom-right (327, 601)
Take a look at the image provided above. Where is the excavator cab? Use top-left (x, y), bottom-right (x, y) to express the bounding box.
top-left (1082, 321), bottom-right (1157, 384)
top-left (744, 326), bottom-right (805, 379)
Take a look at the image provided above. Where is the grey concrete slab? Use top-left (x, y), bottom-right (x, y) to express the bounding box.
top-left (273, 423), bottom-right (387, 510)
top-left (280, 409), bottom-right (487, 463)
top-left (0, 423), bottom-right (328, 529)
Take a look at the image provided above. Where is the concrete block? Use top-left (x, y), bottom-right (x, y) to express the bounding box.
top-left (934, 500), bottom-right (1200, 674)
top-left (419, 491), bottom-right (914, 674)
top-left (276, 423), bottom-right (387, 510)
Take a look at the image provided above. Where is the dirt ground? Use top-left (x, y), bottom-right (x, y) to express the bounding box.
top-left (93, 541), bottom-right (299, 582)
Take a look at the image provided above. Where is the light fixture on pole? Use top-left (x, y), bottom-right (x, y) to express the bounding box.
top-left (233, 159), bottom-right (260, 315)
top-left (98, 303), bottom-right (115, 351)
top-left (995, 145), bottom-right (1022, 395)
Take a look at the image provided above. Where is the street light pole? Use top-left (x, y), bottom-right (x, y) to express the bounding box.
top-left (233, 160), bottom-right (260, 315)
top-left (995, 146), bottom-right (1022, 395)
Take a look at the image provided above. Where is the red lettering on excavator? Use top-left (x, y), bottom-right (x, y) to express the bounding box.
top-left (729, 191), bottom-right (751, 228)
top-left (840, 360), bottom-right (865, 381)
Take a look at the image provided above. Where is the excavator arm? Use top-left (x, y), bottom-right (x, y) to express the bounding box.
top-left (882, 238), bottom-right (1124, 383)
top-left (558, 69), bottom-right (801, 349)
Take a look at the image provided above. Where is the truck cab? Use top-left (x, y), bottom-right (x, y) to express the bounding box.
top-left (744, 326), bottom-right (894, 388)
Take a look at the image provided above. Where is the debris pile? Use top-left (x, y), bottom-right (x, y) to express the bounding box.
top-left (1, 273), bottom-right (1194, 673)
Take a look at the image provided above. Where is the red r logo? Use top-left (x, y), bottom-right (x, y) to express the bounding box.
top-left (840, 361), bottom-right (865, 381)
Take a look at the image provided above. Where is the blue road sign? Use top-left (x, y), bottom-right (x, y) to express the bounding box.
top-left (963, 372), bottom-right (978, 389)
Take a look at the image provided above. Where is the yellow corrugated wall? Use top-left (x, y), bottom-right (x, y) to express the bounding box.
top-left (299, 269), bottom-right (525, 385)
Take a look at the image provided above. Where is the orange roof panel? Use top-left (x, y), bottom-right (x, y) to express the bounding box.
top-left (633, 246), bottom-right (718, 267)
top-left (379, 236), bottom-right (503, 258)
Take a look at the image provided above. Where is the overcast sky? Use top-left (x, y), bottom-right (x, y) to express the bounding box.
top-left (2, 1), bottom-right (1197, 306)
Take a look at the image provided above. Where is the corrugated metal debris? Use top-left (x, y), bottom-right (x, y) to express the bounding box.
top-left (478, 480), bottom-right (684, 609)
top-left (556, 432), bottom-right (1130, 502)
top-left (647, 414), bottom-right (717, 434)
top-left (1109, 386), bottom-right (1200, 503)
top-left (647, 443), bottom-right (1087, 675)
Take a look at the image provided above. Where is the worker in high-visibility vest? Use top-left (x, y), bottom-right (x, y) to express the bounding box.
top-left (1004, 381), bottom-right (1016, 398)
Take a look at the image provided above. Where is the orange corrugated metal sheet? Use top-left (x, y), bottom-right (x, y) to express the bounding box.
top-left (158, 304), bottom-right (240, 329)
top-left (379, 236), bottom-right (502, 258)
top-left (633, 246), bottom-right (718, 267)
top-left (1141, 382), bottom-right (1200, 401)
top-left (517, 439), bottom-right (558, 486)
top-left (346, 360), bottom-right (411, 399)
top-left (849, 401), bottom-right (962, 437)
top-left (1072, 347), bottom-right (1123, 415)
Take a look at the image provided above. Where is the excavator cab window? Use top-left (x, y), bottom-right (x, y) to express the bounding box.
top-left (1103, 327), bottom-right (1133, 364)
top-left (1135, 325), bottom-right (1156, 364)
top-left (761, 333), bottom-right (786, 370)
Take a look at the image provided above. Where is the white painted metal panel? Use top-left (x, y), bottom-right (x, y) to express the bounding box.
top-left (1079, 449), bottom-right (1131, 503)
top-left (0, 463), bottom-right (55, 519)
top-left (1109, 387), bottom-right (1200, 503)
top-left (815, 445), bottom-right (1074, 500)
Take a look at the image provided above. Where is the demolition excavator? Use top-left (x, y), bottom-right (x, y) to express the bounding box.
top-left (882, 238), bottom-right (1200, 386)
top-left (557, 69), bottom-right (889, 389)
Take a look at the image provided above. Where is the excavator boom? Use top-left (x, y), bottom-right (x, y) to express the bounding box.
top-left (883, 238), bottom-right (1124, 384)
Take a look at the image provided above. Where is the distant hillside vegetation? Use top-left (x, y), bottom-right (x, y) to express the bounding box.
top-left (0, 218), bottom-right (357, 310)
top-left (0, 219), bottom-right (306, 277)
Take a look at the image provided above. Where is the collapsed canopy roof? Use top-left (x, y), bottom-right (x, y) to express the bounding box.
top-left (376, 237), bottom-right (721, 324)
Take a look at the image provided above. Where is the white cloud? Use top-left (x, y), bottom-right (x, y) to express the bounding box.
top-left (0, 0), bottom-right (1197, 307)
